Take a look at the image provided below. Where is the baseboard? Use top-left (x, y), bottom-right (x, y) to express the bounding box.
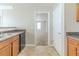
top-left (53, 46), bottom-right (60, 56)
top-left (25, 44), bottom-right (35, 46)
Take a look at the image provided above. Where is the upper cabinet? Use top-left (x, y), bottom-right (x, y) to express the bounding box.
top-left (76, 4), bottom-right (79, 22)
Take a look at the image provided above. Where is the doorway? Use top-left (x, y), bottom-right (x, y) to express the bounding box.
top-left (35, 12), bottom-right (50, 46)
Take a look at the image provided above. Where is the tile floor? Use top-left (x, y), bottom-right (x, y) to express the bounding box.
top-left (18, 46), bottom-right (59, 56)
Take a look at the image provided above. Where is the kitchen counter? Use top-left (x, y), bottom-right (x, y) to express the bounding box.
top-left (0, 27), bottom-right (26, 56)
top-left (0, 31), bottom-right (24, 42)
top-left (67, 32), bottom-right (79, 41)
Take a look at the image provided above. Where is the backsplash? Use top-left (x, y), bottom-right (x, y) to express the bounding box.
top-left (0, 27), bottom-right (17, 32)
top-left (66, 32), bottom-right (79, 35)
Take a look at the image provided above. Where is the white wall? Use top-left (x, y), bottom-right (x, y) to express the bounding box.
top-left (0, 11), bottom-right (2, 26)
top-left (53, 4), bottom-right (65, 55)
top-left (65, 3), bottom-right (79, 32)
top-left (0, 3), bottom-right (53, 45)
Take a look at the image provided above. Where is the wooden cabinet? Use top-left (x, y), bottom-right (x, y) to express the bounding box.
top-left (68, 44), bottom-right (77, 56)
top-left (76, 4), bottom-right (79, 22)
top-left (12, 38), bottom-right (19, 56)
top-left (0, 37), bottom-right (11, 56)
top-left (77, 42), bottom-right (79, 56)
top-left (77, 47), bottom-right (79, 55)
top-left (67, 37), bottom-right (77, 56)
top-left (67, 37), bottom-right (79, 56)
top-left (0, 44), bottom-right (11, 56)
top-left (0, 35), bottom-right (19, 56)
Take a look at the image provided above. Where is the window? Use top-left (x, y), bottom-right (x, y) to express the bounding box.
top-left (37, 22), bottom-right (41, 30)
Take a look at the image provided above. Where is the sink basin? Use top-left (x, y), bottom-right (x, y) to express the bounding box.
top-left (0, 36), bottom-right (3, 38)
top-left (0, 35), bottom-right (4, 38)
top-left (0, 33), bottom-right (13, 38)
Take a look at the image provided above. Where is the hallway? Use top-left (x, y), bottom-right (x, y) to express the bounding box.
top-left (19, 46), bottom-right (59, 56)
top-left (36, 33), bottom-right (48, 46)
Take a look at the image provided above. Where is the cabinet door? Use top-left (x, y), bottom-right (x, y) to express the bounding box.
top-left (0, 44), bottom-right (11, 56)
top-left (12, 39), bottom-right (19, 56)
top-left (77, 42), bottom-right (79, 56)
top-left (76, 4), bottom-right (79, 22)
top-left (68, 44), bottom-right (77, 56)
top-left (77, 47), bottom-right (79, 56)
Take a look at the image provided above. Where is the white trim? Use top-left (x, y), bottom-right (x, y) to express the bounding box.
top-left (48, 12), bottom-right (50, 46)
top-left (34, 11), bottom-right (50, 46)
top-left (1, 10), bottom-right (3, 26)
top-left (34, 11), bottom-right (37, 46)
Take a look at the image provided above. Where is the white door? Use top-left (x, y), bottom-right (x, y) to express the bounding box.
top-left (35, 12), bottom-right (48, 46)
top-left (53, 4), bottom-right (65, 55)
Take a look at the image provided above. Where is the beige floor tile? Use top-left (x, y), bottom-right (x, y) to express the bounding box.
top-left (18, 46), bottom-right (59, 56)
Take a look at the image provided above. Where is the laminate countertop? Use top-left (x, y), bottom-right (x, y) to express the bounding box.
top-left (67, 32), bottom-right (79, 41)
top-left (0, 31), bottom-right (24, 42)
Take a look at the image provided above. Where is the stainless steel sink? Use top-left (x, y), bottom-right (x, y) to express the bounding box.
top-left (0, 34), bottom-right (4, 38)
top-left (0, 33), bottom-right (13, 38)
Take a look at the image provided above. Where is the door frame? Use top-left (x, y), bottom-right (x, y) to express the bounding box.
top-left (34, 11), bottom-right (50, 46)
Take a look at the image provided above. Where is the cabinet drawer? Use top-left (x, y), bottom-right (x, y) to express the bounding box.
top-left (0, 35), bottom-right (19, 49)
top-left (10, 35), bottom-right (19, 42)
top-left (68, 37), bottom-right (78, 46)
top-left (0, 39), bottom-right (10, 49)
